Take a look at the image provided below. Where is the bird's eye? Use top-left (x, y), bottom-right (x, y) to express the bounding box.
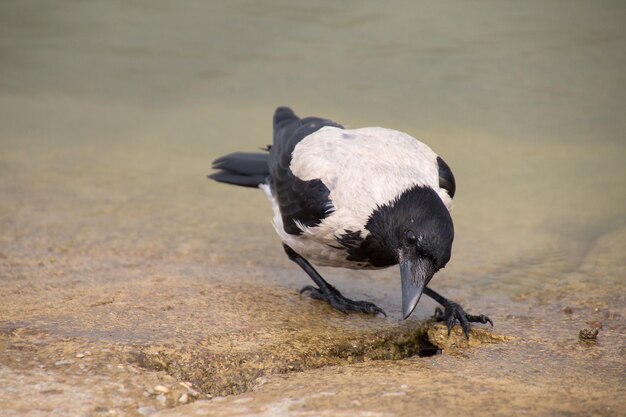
top-left (406, 230), bottom-right (417, 245)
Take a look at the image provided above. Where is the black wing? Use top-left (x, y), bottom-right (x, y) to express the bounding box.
top-left (269, 107), bottom-right (343, 235)
top-left (437, 156), bottom-right (456, 199)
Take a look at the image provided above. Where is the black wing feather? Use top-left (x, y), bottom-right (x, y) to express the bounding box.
top-left (437, 156), bottom-right (456, 198)
top-left (268, 107), bottom-right (343, 235)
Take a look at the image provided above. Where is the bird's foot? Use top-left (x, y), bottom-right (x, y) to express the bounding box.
top-left (300, 284), bottom-right (386, 317)
top-left (433, 301), bottom-right (493, 339)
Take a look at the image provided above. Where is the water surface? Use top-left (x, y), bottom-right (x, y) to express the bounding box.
top-left (2, 0), bottom-right (624, 290)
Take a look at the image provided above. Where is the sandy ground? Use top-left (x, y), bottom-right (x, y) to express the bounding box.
top-left (1, 227), bottom-right (624, 416)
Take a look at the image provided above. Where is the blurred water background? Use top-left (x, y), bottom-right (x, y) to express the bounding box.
top-left (1, 0), bottom-right (625, 306)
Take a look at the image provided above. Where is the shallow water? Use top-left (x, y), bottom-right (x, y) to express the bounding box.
top-left (1, 1), bottom-right (625, 415)
top-left (2, 0), bottom-right (624, 290)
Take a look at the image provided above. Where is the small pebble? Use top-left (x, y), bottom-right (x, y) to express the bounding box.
top-left (54, 359), bottom-right (75, 366)
top-left (579, 328), bottom-right (599, 340)
top-left (254, 376), bottom-right (268, 389)
top-left (178, 393), bottom-right (188, 404)
top-left (153, 384), bottom-right (170, 394)
top-left (381, 391), bottom-right (406, 397)
top-left (137, 406), bottom-right (156, 416)
top-left (562, 306), bottom-right (573, 314)
top-left (76, 353), bottom-right (86, 358)
top-left (155, 394), bottom-right (167, 406)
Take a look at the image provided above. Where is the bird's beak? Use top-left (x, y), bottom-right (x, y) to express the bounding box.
top-left (399, 254), bottom-right (435, 320)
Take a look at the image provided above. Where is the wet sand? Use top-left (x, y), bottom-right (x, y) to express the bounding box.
top-left (1, 1), bottom-right (626, 416)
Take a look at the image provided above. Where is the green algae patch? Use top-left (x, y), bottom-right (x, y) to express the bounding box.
top-left (128, 320), bottom-right (430, 397)
top-left (425, 323), bottom-right (516, 353)
top-left (128, 319), bottom-right (512, 398)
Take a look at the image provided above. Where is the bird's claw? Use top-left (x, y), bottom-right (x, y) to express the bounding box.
top-left (434, 302), bottom-right (493, 339)
top-left (300, 285), bottom-right (387, 317)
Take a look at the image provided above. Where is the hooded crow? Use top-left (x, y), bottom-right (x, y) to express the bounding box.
top-left (209, 107), bottom-right (492, 337)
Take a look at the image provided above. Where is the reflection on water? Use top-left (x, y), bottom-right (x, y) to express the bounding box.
top-left (1, 1), bottom-right (625, 302)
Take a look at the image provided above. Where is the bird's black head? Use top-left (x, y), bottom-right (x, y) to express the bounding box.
top-left (365, 185), bottom-right (454, 319)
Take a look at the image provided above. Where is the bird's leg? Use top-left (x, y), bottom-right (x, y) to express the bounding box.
top-left (283, 244), bottom-right (386, 316)
top-left (423, 287), bottom-right (493, 339)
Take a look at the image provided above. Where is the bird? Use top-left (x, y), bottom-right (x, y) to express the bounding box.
top-left (209, 107), bottom-right (492, 337)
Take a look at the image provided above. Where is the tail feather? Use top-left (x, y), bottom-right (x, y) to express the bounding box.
top-left (209, 106), bottom-right (302, 189)
top-left (213, 152), bottom-right (269, 176)
top-left (209, 152), bottom-right (269, 188)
